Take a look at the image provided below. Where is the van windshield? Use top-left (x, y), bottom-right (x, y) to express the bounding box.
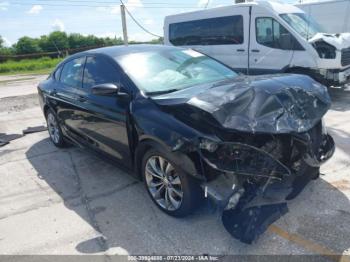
top-left (280, 13), bottom-right (325, 40)
top-left (118, 49), bottom-right (238, 95)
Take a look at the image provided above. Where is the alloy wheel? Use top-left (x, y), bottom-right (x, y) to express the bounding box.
top-left (145, 156), bottom-right (183, 211)
top-left (47, 113), bottom-right (60, 144)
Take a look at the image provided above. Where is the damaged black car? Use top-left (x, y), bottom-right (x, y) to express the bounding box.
top-left (38, 45), bottom-right (335, 244)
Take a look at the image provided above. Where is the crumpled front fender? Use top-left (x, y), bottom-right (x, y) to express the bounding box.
top-left (300, 134), bottom-right (335, 167)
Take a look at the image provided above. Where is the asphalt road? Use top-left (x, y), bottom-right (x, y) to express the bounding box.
top-left (0, 74), bottom-right (349, 258)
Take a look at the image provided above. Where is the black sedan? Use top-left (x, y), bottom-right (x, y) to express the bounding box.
top-left (38, 45), bottom-right (335, 243)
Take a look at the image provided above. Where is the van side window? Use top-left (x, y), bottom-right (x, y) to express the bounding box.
top-left (83, 56), bottom-right (119, 89)
top-left (60, 57), bottom-right (85, 88)
top-left (256, 17), bottom-right (303, 50)
top-left (169, 15), bottom-right (244, 46)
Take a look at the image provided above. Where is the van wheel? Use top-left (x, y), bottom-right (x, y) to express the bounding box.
top-left (46, 109), bottom-right (65, 148)
top-left (141, 148), bottom-right (201, 217)
top-left (287, 68), bottom-right (328, 86)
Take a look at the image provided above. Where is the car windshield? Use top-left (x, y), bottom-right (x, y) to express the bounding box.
top-left (117, 49), bottom-right (238, 95)
top-left (280, 13), bottom-right (325, 40)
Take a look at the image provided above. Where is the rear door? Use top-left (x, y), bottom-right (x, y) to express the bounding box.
top-left (74, 55), bottom-right (132, 166)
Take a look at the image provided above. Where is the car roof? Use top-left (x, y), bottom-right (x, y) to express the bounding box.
top-left (54, 44), bottom-right (186, 69)
top-left (80, 44), bottom-right (180, 59)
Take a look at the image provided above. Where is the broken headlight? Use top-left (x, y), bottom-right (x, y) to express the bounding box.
top-left (313, 41), bottom-right (336, 59)
top-left (199, 142), bottom-right (291, 179)
top-left (199, 138), bottom-right (219, 152)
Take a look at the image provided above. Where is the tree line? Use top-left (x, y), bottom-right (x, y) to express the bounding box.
top-left (0, 31), bottom-right (163, 57)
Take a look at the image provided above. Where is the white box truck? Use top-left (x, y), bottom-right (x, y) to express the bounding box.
top-left (164, 0), bottom-right (350, 86)
top-left (296, 0), bottom-right (350, 34)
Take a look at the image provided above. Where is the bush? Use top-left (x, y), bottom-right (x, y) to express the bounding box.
top-left (0, 57), bottom-right (62, 74)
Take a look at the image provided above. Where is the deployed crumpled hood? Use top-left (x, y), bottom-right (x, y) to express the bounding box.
top-left (309, 33), bottom-right (350, 49)
top-left (153, 74), bottom-right (331, 134)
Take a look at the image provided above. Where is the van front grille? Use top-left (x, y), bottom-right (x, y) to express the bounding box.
top-left (341, 47), bottom-right (350, 66)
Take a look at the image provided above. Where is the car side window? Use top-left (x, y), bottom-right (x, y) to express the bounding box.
top-left (54, 66), bottom-right (62, 81)
top-left (256, 17), bottom-right (303, 50)
top-left (60, 57), bottom-right (85, 88)
top-left (83, 56), bottom-right (119, 89)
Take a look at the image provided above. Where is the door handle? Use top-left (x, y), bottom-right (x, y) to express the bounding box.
top-left (78, 95), bottom-right (87, 102)
top-left (236, 49), bottom-right (245, 52)
top-left (251, 49), bottom-right (260, 53)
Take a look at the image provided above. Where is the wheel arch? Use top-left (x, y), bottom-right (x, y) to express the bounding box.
top-left (283, 66), bottom-right (328, 86)
top-left (134, 137), bottom-right (201, 181)
top-left (43, 104), bottom-right (50, 118)
top-left (283, 66), bottom-right (310, 74)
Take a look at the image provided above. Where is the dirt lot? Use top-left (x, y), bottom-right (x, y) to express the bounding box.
top-left (0, 74), bottom-right (349, 258)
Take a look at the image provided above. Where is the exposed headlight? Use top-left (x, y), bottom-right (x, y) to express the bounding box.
top-left (199, 138), bottom-right (219, 152)
top-left (313, 41), bottom-right (336, 59)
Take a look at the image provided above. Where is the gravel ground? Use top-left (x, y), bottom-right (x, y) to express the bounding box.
top-left (0, 93), bottom-right (39, 113)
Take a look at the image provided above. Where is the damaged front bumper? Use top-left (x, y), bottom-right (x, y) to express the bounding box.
top-left (199, 133), bottom-right (335, 244)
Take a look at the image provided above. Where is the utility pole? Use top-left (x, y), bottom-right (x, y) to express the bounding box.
top-left (120, 4), bottom-right (128, 46)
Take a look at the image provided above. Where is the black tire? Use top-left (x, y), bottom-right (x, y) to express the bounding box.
top-left (141, 148), bottom-right (201, 217)
top-left (45, 109), bottom-right (66, 148)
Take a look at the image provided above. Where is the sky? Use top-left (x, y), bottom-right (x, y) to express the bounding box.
top-left (0, 0), bottom-right (295, 46)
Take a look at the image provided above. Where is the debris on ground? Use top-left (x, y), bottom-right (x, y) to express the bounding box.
top-left (0, 125), bottom-right (47, 147)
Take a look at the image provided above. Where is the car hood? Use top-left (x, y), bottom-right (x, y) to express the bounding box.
top-left (308, 32), bottom-right (350, 50)
top-left (151, 74), bottom-right (331, 134)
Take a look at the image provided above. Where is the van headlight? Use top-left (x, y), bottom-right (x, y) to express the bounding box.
top-left (199, 138), bottom-right (219, 152)
top-left (313, 41), bottom-right (336, 59)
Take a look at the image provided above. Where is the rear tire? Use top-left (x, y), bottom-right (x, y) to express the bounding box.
top-left (46, 109), bottom-right (65, 148)
top-left (141, 148), bottom-right (201, 217)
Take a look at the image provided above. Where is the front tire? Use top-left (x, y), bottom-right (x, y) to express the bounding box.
top-left (46, 109), bottom-right (65, 148)
top-left (141, 148), bottom-right (201, 217)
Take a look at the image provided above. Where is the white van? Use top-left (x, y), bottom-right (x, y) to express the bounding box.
top-left (164, 0), bottom-right (350, 86)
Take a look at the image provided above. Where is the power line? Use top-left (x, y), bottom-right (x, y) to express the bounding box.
top-left (9, 1), bottom-right (199, 8)
top-left (34, 0), bottom-right (197, 5)
top-left (119, 0), bottom-right (163, 38)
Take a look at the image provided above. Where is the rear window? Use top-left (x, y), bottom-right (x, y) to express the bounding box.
top-left (169, 15), bottom-right (244, 46)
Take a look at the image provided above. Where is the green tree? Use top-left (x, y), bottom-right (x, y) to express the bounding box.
top-left (0, 47), bottom-right (15, 56)
top-left (68, 33), bottom-right (86, 49)
top-left (149, 37), bottom-right (163, 44)
top-left (14, 36), bottom-right (41, 54)
top-left (38, 35), bottom-right (52, 52)
top-left (0, 36), bottom-right (4, 48)
top-left (47, 31), bottom-right (69, 52)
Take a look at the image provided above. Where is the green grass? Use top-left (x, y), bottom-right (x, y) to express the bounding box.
top-left (0, 57), bottom-right (63, 75)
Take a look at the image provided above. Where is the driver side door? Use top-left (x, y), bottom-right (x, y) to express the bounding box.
top-left (74, 55), bottom-right (132, 167)
top-left (249, 16), bottom-right (302, 74)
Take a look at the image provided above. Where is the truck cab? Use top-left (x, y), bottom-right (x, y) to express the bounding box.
top-left (164, 0), bottom-right (350, 87)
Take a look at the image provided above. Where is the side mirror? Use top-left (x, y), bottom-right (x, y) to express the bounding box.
top-left (91, 83), bottom-right (128, 97)
top-left (280, 33), bottom-right (293, 50)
